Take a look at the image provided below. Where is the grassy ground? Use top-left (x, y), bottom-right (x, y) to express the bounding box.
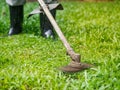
top-left (0, 0), bottom-right (120, 90)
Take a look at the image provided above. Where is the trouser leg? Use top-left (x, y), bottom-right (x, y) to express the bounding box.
top-left (6, 0), bottom-right (26, 6)
top-left (6, 0), bottom-right (25, 35)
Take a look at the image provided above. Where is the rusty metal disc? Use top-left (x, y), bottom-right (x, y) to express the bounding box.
top-left (60, 61), bottom-right (92, 73)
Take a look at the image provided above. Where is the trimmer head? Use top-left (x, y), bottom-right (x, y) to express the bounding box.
top-left (60, 61), bottom-right (92, 73)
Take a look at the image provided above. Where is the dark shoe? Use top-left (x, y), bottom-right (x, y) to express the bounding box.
top-left (8, 5), bottom-right (23, 35)
top-left (40, 9), bottom-right (56, 38)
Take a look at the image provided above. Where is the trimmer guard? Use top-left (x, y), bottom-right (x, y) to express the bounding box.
top-left (28, 3), bottom-right (63, 18)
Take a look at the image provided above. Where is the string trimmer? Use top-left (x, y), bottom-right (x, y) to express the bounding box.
top-left (38, 0), bottom-right (92, 72)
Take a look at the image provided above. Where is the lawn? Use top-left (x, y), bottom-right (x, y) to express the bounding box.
top-left (0, 0), bottom-right (120, 90)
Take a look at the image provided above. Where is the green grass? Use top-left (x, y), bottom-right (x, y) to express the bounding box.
top-left (0, 0), bottom-right (120, 90)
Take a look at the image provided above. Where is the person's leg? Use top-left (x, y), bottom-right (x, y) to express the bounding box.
top-left (8, 5), bottom-right (24, 35)
top-left (40, 0), bottom-right (58, 38)
top-left (40, 9), bottom-right (56, 38)
top-left (6, 0), bottom-right (26, 35)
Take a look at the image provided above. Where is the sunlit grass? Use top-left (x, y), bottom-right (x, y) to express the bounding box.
top-left (0, 0), bottom-right (120, 90)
